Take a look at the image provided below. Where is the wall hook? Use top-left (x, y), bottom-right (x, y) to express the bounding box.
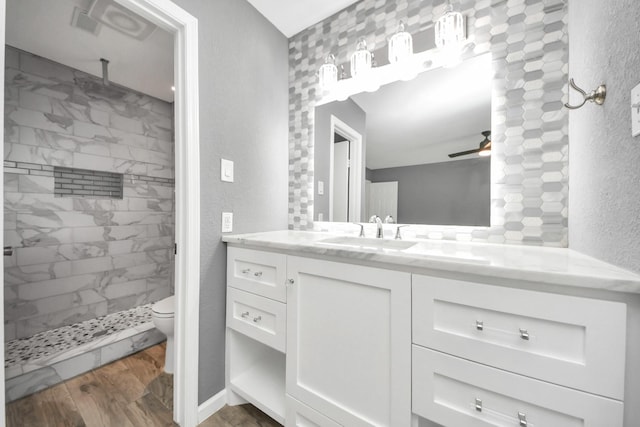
top-left (564, 78), bottom-right (606, 110)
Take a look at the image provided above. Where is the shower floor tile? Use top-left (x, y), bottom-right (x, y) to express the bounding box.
top-left (5, 303), bottom-right (153, 370)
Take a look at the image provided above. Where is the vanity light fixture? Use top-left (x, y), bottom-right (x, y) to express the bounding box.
top-left (316, 21), bottom-right (419, 96)
top-left (434, 1), bottom-right (466, 52)
top-left (388, 21), bottom-right (413, 64)
top-left (318, 54), bottom-right (339, 92)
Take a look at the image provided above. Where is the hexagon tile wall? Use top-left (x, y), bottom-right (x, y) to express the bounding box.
top-left (288, 0), bottom-right (568, 247)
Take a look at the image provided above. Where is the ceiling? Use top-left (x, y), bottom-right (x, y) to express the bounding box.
top-left (6, 0), bottom-right (174, 102)
top-left (351, 54), bottom-right (493, 168)
top-left (5, 0), bottom-right (361, 101)
top-left (246, 0), bottom-right (360, 37)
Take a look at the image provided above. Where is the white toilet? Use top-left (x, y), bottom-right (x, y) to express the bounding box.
top-left (152, 295), bottom-right (175, 374)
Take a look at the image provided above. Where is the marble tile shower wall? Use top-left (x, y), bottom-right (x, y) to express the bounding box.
top-left (288, 0), bottom-right (569, 246)
top-left (3, 46), bottom-right (175, 341)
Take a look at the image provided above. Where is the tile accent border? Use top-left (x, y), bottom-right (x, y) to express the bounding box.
top-left (4, 161), bottom-right (54, 177)
top-left (54, 166), bottom-right (124, 199)
top-left (288, 0), bottom-right (569, 246)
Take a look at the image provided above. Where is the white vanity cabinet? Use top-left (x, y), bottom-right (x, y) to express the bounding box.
top-left (286, 256), bottom-right (411, 427)
top-left (224, 234), bottom-right (639, 427)
top-left (412, 275), bottom-right (626, 426)
top-left (226, 247), bottom-right (412, 427)
top-left (226, 247), bottom-right (288, 423)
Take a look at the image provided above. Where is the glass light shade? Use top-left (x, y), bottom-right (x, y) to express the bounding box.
top-left (388, 21), bottom-right (413, 64)
top-left (318, 55), bottom-right (338, 91)
top-left (350, 38), bottom-right (372, 78)
top-left (478, 148), bottom-right (491, 157)
top-left (434, 3), bottom-right (466, 50)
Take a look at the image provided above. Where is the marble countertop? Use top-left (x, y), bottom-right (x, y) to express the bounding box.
top-left (222, 230), bottom-right (640, 294)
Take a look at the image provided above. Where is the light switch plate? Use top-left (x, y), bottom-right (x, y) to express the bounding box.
top-left (318, 180), bottom-right (324, 195)
top-left (222, 212), bottom-right (233, 233)
top-left (221, 158), bottom-right (234, 182)
top-left (632, 83), bottom-right (640, 137)
top-left (318, 212), bottom-right (324, 221)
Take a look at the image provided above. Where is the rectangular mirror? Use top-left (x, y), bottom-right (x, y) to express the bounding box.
top-left (314, 53), bottom-right (492, 226)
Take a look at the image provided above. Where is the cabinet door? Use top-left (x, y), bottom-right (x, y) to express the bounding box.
top-left (227, 246), bottom-right (287, 302)
top-left (413, 275), bottom-right (627, 400)
top-left (412, 345), bottom-right (623, 427)
top-left (286, 256), bottom-right (411, 427)
top-left (227, 287), bottom-right (286, 352)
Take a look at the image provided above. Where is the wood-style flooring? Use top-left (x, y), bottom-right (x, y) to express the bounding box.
top-left (6, 343), bottom-right (281, 427)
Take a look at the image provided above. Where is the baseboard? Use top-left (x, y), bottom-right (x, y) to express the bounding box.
top-left (197, 388), bottom-right (227, 424)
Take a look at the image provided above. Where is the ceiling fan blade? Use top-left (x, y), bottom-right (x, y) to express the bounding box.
top-left (448, 148), bottom-right (481, 158)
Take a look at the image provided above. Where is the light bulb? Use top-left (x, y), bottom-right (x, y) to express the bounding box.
top-left (350, 37), bottom-right (372, 78)
top-left (434, 2), bottom-right (466, 50)
top-left (318, 54), bottom-right (338, 91)
top-left (388, 21), bottom-right (413, 64)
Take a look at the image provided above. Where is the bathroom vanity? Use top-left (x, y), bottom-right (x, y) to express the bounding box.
top-left (223, 231), bottom-right (640, 427)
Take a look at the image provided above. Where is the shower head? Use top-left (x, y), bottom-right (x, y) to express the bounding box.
top-left (75, 76), bottom-right (127, 100)
top-left (74, 58), bottom-right (127, 100)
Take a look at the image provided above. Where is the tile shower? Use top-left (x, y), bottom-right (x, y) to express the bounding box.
top-left (3, 46), bottom-right (174, 400)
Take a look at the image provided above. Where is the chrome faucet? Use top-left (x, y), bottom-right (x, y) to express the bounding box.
top-left (369, 215), bottom-right (383, 238)
top-left (395, 225), bottom-right (408, 240)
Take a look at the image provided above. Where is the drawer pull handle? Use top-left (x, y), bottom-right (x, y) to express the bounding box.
top-left (241, 269), bottom-right (251, 274)
top-left (241, 311), bottom-right (250, 318)
top-left (519, 329), bottom-right (530, 340)
top-left (476, 320), bottom-right (484, 331)
top-left (254, 271), bottom-right (263, 277)
top-left (287, 279), bottom-right (295, 285)
top-left (475, 398), bottom-right (482, 412)
top-left (518, 412), bottom-right (527, 426)
top-left (253, 316), bottom-right (262, 323)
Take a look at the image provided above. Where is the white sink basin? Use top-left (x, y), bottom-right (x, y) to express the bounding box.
top-left (318, 236), bottom-right (416, 251)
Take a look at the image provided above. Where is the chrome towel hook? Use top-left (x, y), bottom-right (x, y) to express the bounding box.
top-left (564, 78), bottom-right (606, 110)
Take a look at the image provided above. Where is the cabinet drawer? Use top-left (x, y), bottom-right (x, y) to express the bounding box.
top-left (412, 275), bottom-right (626, 400)
top-left (227, 246), bottom-right (287, 302)
top-left (286, 395), bottom-right (342, 427)
top-left (227, 287), bottom-right (286, 352)
top-left (413, 346), bottom-right (623, 427)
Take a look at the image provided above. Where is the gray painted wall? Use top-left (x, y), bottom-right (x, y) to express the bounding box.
top-left (568, 0), bottom-right (640, 274)
top-left (170, 0), bottom-right (289, 404)
top-left (368, 158), bottom-right (490, 226)
top-left (313, 99), bottom-right (366, 221)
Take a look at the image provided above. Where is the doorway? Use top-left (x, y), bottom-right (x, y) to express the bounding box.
top-left (0, 0), bottom-right (201, 425)
top-left (329, 115), bottom-right (363, 222)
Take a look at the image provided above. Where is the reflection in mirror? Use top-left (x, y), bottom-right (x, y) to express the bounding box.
top-left (314, 53), bottom-right (493, 226)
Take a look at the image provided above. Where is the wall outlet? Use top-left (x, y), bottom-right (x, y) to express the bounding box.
top-left (221, 158), bottom-right (234, 182)
top-left (222, 212), bottom-right (233, 232)
top-left (318, 180), bottom-right (324, 195)
top-left (632, 83), bottom-right (640, 137)
top-left (318, 212), bottom-right (324, 221)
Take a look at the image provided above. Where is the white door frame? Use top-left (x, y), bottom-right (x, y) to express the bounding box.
top-left (0, 0), bottom-right (202, 425)
top-left (0, 0), bottom-right (6, 417)
top-left (328, 115), bottom-right (363, 222)
top-left (115, 1), bottom-right (201, 425)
